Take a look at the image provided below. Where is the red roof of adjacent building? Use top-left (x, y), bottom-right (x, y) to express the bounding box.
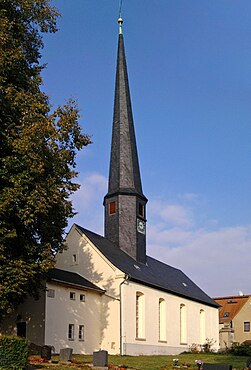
top-left (214, 295), bottom-right (251, 323)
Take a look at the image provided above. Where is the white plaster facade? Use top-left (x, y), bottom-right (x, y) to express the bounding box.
top-left (54, 225), bottom-right (219, 355)
top-left (45, 282), bottom-right (102, 353)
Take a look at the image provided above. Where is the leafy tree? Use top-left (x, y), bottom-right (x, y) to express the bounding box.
top-left (0, 0), bottom-right (91, 317)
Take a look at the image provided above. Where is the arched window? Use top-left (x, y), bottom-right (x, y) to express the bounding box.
top-left (200, 309), bottom-right (206, 344)
top-left (180, 304), bottom-right (187, 344)
top-left (136, 292), bottom-right (145, 339)
top-left (159, 298), bottom-right (167, 341)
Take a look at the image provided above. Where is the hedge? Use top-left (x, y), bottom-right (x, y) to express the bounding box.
top-left (0, 336), bottom-right (28, 370)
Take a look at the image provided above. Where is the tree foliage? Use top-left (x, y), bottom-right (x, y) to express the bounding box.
top-left (0, 0), bottom-right (91, 317)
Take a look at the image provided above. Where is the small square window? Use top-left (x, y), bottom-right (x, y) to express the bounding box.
top-left (68, 324), bottom-right (74, 340)
top-left (244, 321), bottom-right (250, 332)
top-left (70, 292), bottom-right (76, 300)
top-left (47, 289), bottom-right (55, 298)
top-left (79, 325), bottom-right (84, 341)
top-left (109, 201), bottom-right (116, 215)
top-left (80, 294), bottom-right (85, 302)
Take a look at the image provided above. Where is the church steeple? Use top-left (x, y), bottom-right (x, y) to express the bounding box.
top-left (104, 18), bottom-right (148, 264)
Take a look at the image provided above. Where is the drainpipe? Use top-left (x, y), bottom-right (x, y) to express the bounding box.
top-left (119, 274), bottom-right (130, 356)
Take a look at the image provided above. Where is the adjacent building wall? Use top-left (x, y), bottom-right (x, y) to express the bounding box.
top-left (233, 297), bottom-right (251, 343)
top-left (0, 289), bottom-right (46, 346)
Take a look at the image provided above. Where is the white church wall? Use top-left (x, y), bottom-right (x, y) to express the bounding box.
top-left (121, 281), bottom-right (219, 355)
top-left (45, 281), bottom-right (102, 354)
top-left (55, 226), bottom-right (123, 354)
top-left (57, 226), bottom-right (119, 294)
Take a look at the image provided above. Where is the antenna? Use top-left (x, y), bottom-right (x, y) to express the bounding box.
top-left (118, 0), bottom-right (123, 18)
top-left (118, 0), bottom-right (123, 35)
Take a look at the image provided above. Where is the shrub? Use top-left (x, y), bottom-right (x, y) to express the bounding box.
top-left (0, 336), bottom-right (28, 369)
top-left (201, 338), bottom-right (216, 353)
top-left (229, 341), bottom-right (251, 356)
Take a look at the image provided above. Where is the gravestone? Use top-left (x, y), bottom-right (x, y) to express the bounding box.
top-left (93, 350), bottom-right (108, 367)
top-left (203, 364), bottom-right (232, 370)
top-left (41, 345), bottom-right (51, 360)
top-left (59, 347), bottom-right (73, 362)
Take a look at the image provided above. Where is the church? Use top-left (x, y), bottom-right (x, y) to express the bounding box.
top-left (0, 18), bottom-right (219, 355)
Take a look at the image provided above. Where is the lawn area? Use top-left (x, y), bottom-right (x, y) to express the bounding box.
top-left (29, 353), bottom-right (249, 370)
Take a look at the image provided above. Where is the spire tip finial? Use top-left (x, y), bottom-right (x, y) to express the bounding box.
top-left (118, 0), bottom-right (123, 34)
top-left (118, 17), bottom-right (123, 34)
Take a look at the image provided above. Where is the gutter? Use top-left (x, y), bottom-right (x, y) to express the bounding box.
top-left (119, 274), bottom-right (130, 356)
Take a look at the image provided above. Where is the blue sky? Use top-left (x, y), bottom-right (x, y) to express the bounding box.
top-left (42, 1), bottom-right (251, 297)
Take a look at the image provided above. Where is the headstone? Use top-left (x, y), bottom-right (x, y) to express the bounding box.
top-left (28, 342), bottom-right (43, 355)
top-left (247, 357), bottom-right (251, 368)
top-left (203, 364), bottom-right (232, 370)
top-left (59, 348), bottom-right (73, 362)
top-left (93, 350), bottom-right (108, 367)
top-left (41, 345), bottom-right (52, 360)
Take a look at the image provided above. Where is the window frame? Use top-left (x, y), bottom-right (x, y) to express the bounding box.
top-left (47, 289), bottom-right (55, 298)
top-left (79, 325), bottom-right (85, 341)
top-left (244, 321), bottom-right (250, 332)
top-left (138, 203), bottom-right (145, 218)
top-left (70, 292), bottom-right (76, 300)
top-left (136, 291), bottom-right (145, 340)
top-left (109, 201), bottom-right (116, 215)
top-left (159, 298), bottom-right (167, 342)
top-left (68, 324), bottom-right (75, 341)
top-left (180, 303), bottom-right (187, 344)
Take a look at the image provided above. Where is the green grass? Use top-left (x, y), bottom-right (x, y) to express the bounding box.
top-left (29, 353), bottom-right (249, 370)
top-left (108, 353), bottom-right (248, 370)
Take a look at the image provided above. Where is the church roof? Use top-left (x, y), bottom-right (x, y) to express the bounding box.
top-left (47, 267), bottom-right (105, 293)
top-left (76, 224), bottom-right (219, 308)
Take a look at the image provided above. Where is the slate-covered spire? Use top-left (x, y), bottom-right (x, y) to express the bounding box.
top-left (104, 18), bottom-right (148, 264)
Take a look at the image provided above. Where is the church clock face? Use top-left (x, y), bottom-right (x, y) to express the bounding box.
top-left (137, 219), bottom-right (145, 234)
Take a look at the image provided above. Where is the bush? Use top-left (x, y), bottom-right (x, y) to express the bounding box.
top-left (0, 336), bottom-right (28, 369)
top-left (229, 341), bottom-right (251, 356)
top-left (201, 338), bottom-right (216, 353)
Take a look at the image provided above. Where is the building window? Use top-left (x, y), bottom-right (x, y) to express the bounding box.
top-left (47, 289), bottom-right (55, 298)
top-left (138, 203), bottom-right (144, 218)
top-left (223, 311), bottom-right (230, 317)
top-left (80, 294), bottom-right (85, 302)
top-left (70, 292), bottom-right (76, 300)
top-left (109, 201), bottom-right (116, 215)
top-left (180, 304), bottom-right (187, 344)
top-left (68, 324), bottom-right (74, 340)
top-left (136, 292), bottom-right (145, 339)
top-left (244, 321), bottom-right (250, 332)
top-left (159, 298), bottom-right (167, 341)
top-left (79, 325), bottom-right (84, 341)
top-left (200, 309), bottom-right (206, 344)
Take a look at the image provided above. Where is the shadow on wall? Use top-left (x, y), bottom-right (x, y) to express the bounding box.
top-left (79, 241), bottom-right (117, 347)
top-left (0, 288), bottom-right (46, 347)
